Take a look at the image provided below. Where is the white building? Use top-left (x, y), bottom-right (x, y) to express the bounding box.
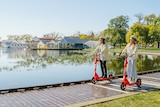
top-left (2, 40), bottom-right (28, 48)
top-left (84, 40), bottom-right (98, 48)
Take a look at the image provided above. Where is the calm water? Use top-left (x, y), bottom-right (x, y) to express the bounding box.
top-left (0, 48), bottom-right (160, 90)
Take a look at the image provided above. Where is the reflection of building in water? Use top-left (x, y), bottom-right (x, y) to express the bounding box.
top-left (2, 48), bottom-right (28, 59)
top-left (1, 47), bottom-right (82, 59)
top-left (37, 50), bottom-right (47, 57)
top-left (0, 48), bottom-right (1, 57)
top-left (47, 50), bottom-right (60, 57)
top-left (37, 50), bottom-right (70, 58)
top-left (27, 50), bottom-right (39, 58)
top-left (0, 41), bottom-right (1, 47)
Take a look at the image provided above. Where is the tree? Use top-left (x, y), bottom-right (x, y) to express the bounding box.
top-left (129, 23), bottom-right (150, 47)
top-left (79, 34), bottom-right (87, 40)
top-left (43, 32), bottom-right (62, 40)
top-left (102, 15), bottom-right (129, 48)
top-left (88, 31), bottom-right (95, 40)
top-left (144, 14), bottom-right (156, 25)
top-left (149, 16), bottom-right (160, 48)
top-left (125, 31), bottom-right (132, 43)
top-left (21, 34), bottom-right (32, 42)
top-left (134, 13), bottom-right (144, 24)
top-left (7, 34), bottom-right (32, 42)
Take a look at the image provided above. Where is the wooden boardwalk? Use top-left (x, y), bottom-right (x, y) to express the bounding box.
top-left (0, 72), bottom-right (160, 107)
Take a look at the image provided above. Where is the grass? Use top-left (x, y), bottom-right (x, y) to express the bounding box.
top-left (109, 47), bottom-right (160, 53)
top-left (84, 46), bottom-right (160, 54)
top-left (86, 90), bottom-right (160, 107)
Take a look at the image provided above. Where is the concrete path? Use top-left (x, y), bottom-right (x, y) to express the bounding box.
top-left (0, 72), bottom-right (159, 107)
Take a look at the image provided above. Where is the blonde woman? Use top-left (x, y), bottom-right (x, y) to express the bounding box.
top-left (90, 36), bottom-right (108, 78)
top-left (121, 35), bottom-right (138, 82)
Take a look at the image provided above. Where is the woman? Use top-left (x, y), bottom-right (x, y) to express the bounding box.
top-left (90, 36), bottom-right (108, 78)
top-left (121, 35), bottom-right (138, 82)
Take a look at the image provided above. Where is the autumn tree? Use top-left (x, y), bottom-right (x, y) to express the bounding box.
top-left (88, 31), bottom-right (95, 40)
top-left (79, 34), bottom-right (87, 40)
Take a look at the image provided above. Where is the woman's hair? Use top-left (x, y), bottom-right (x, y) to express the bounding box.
top-left (101, 39), bottom-right (105, 44)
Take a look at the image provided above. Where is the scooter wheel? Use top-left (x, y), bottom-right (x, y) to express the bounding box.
top-left (120, 82), bottom-right (126, 90)
top-left (136, 78), bottom-right (141, 88)
top-left (91, 77), bottom-right (97, 84)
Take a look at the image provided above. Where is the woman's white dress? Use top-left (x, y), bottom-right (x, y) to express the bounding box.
top-left (122, 43), bottom-right (138, 79)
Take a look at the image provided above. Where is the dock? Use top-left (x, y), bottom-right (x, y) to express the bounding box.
top-left (0, 71), bottom-right (159, 107)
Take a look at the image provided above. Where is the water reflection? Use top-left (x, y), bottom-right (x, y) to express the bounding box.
top-left (0, 48), bottom-right (160, 74)
top-left (137, 55), bottom-right (160, 71)
top-left (0, 48), bottom-right (160, 89)
top-left (107, 54), bottom-right (160, 74)
top-left (0, 48), bottom-right (93, 72)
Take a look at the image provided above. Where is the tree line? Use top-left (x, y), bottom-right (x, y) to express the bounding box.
top-left (101, 13), bottom-right (160, 48)
top-left (4, 13), bottom-right (160, 48)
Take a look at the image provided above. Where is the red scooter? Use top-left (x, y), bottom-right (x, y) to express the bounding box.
top-left (120, 57), bottom-right (141, 90)
top-left (91, 56), bottom-right (113, 84)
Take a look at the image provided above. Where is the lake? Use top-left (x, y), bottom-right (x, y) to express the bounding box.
top-left (0, 48), bottom-right (160, 90)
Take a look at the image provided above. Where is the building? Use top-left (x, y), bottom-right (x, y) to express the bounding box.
top-left (1, 40), bottom-right (28, 48)
top-left (29, 37), bottom-right (89, 50)
top-left (29, 38), bottom-right (53, 50)
top-left (84, 40), bottom-right (98, 48)
top-left (56, 37), bottom-right (88, 50)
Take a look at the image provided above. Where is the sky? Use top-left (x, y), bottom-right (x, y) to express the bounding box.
top-left (0, 0), bottom-right (160, 40)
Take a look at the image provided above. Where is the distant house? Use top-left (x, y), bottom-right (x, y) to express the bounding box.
top-left (47, 40), bottom-right (60, 49)
top-left (57, 37), bottom-right (88, 50)
top-left (84, 40), bottom-right (98, 48)
top-left (1, 40), bottom-right (11, 48)
top-left (29, 37), bottom-right (40, 49)
top-left (29, 37), bottom-right (88, 50)
top-left (37, 38), bottom-right (53, 49)
top-left (37, 41), bottom-right (46, 49)
top-left (30, 38), bottom-right (53, 49)
top-left (1, 40), bottom-right (28, 48)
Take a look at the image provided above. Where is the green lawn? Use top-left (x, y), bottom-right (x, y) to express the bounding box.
top-left (84, 46), bottom-right (160, 53)
top-left (86, 90), bottom-right (160, 107)
top-left (83, 47), bottom-right (160, 107)
top-left (109, 47), bottom-right (160, 53)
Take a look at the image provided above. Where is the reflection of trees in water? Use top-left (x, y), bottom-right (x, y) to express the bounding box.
top-left (137, 55), bottom-right (160, 72)
top-left (108, 55), bottom-right (160, 75)
top-left (0, 49), bottom-right (94, 71)
top-left (1, 48), bottom-right (160, 73)
top-left (107, 57), bottom-right (124, 75)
